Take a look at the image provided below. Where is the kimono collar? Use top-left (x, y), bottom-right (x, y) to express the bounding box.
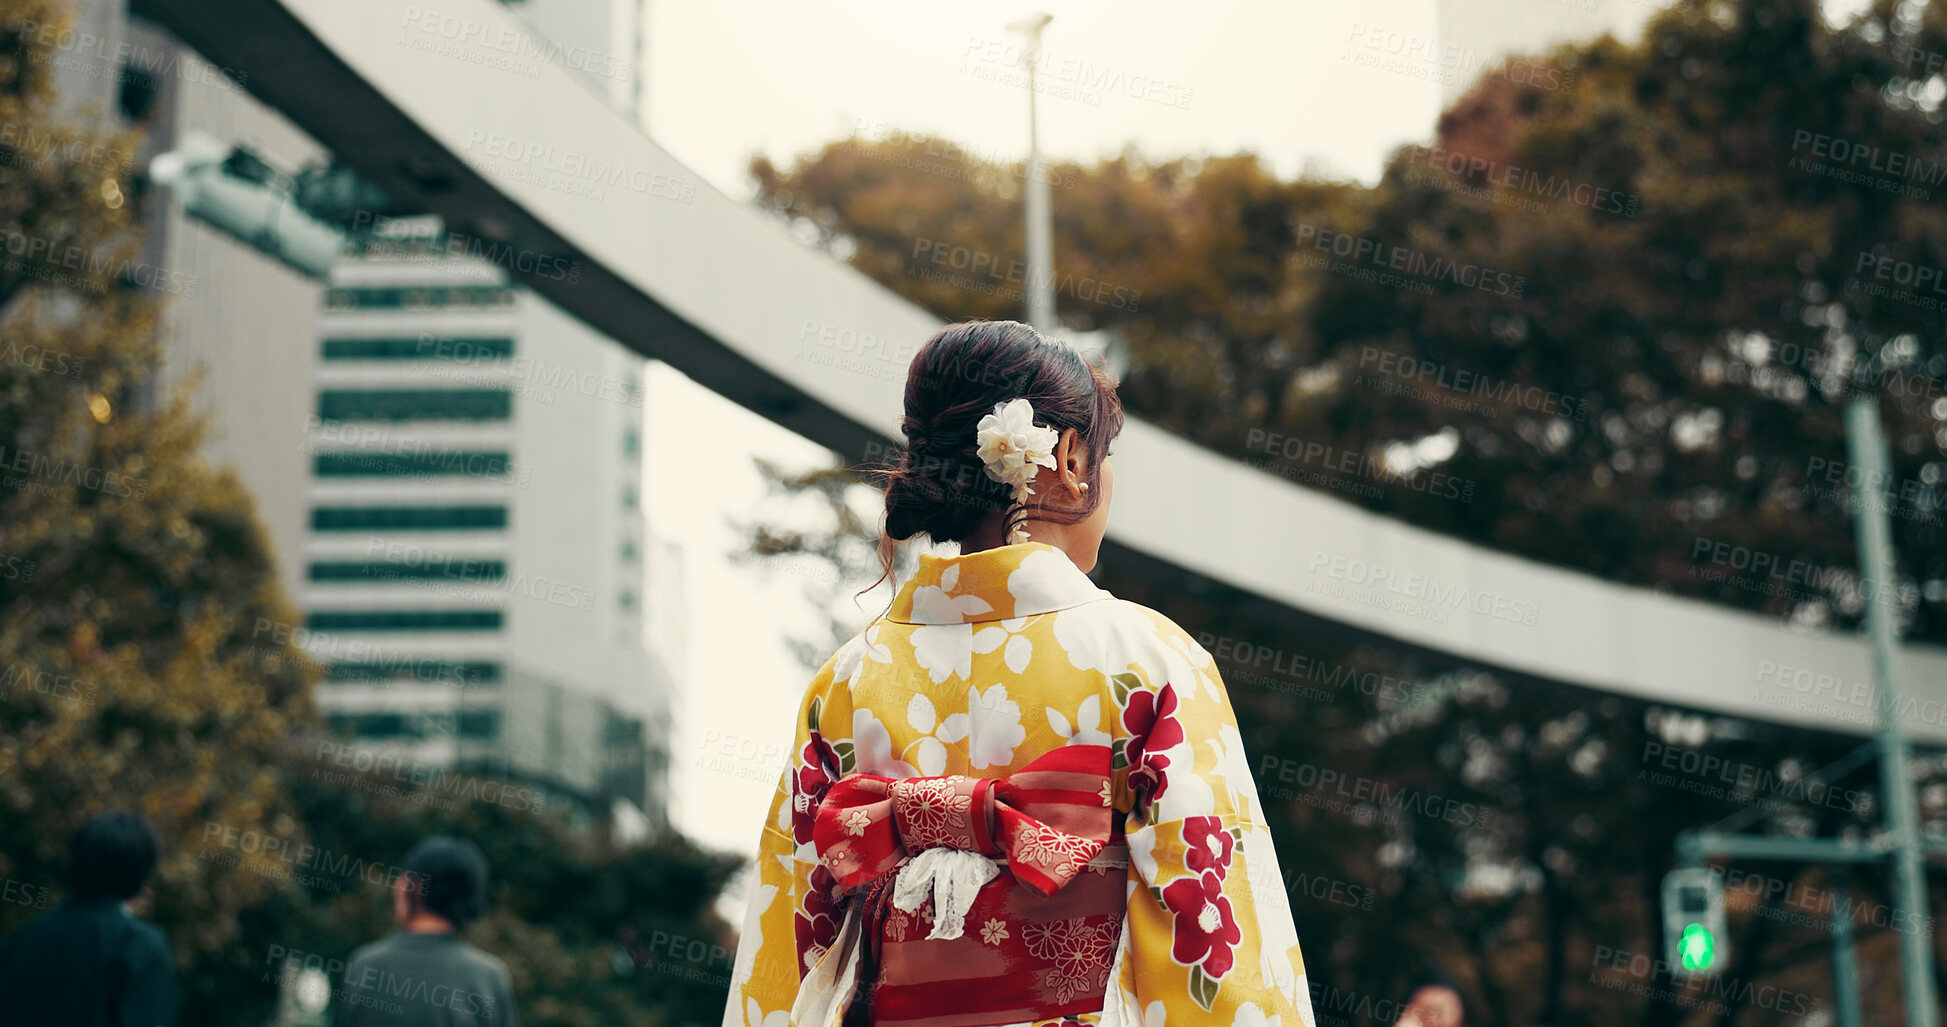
top-left (886, 542), bottom-right (1113, 625)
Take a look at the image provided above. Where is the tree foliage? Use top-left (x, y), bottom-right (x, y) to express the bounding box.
top-left (743, 1), bottom-right (1947, 1022)
top-left (752, 0), bottom-right (1947, 646)
top-left (0, 5), bottom-right (742, 1024)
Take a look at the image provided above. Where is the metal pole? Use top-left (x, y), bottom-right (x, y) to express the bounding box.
top-left (1829, 879), bottom-right (1864, 1027)
top-left (1845, 393), bottom-right (1939, 1027)
top-left (1010, 14), bottom-right (1055, 332)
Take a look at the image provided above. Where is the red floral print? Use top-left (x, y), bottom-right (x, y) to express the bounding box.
top-left (1122, 683), bottom-right (1183, 813)
top-left (794, 863), bottom-right (841, 972)
top-left (791, 732), bottom-right (841, 846)
top-left (1181, 816), bottom-right (1234, 876)
top-left (1162, 870), bottom-right (1241, 978)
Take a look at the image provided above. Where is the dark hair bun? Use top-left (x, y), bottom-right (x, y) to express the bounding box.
top-left (875, 320), bottom-right (1123, 546)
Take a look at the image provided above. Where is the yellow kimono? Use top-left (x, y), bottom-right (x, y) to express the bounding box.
top-left (723, 541), bottom-right (1318, 1027)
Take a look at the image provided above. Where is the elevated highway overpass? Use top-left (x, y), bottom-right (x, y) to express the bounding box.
top-left (136, 0), bottom-right (1947, 744)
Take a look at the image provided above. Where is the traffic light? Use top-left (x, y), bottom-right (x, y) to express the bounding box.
top-left (1661, 867), bottom-right (1729, 978)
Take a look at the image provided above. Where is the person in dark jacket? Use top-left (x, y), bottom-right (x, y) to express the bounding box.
top-left (334, 836), bottom-right (517, 1027)
top-left (0, 810), bottom-right (177, 1027)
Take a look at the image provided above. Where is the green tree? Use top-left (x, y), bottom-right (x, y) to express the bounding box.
top-left (0, 0), bottom-right (317, 1012)
top-left (0, 6), bottom-right (747, 1024)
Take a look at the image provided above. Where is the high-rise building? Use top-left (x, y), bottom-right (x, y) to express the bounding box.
top-left (47, 0), bottom-right (676, 826)
top-left (304, 219), bottom-right (661, 821)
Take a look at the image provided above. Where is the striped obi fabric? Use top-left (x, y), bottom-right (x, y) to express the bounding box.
top-left (795, 743), bottom-right (1129, 1027)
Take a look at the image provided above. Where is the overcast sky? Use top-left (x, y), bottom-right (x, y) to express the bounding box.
top-left (646, 0), bottom-right (1445, 197)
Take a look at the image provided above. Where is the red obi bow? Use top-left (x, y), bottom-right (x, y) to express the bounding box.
top-left (812, 743), bottom-right (1116, 897)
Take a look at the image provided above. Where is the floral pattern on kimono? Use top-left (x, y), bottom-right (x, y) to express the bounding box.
top-left (723, 542), bottom-right (1318, 1027)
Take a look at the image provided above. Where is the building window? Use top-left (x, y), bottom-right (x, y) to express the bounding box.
top-left (335, 712), bottom-right (409, 739)
top-left (619, 540), bottom-right (635, 560)
top-left (619, 590), bottom-right (634, 608)
top-left (326, 710), bottom-right (501, 742)
top-left (321, 336), bottom-right (515, 361)
top-left (317, 388), bottom-right (512, 422)
top-left (326, 661), bottom-right (503, 686)
top-left (323, 286), bottom-right (516, 310)
top-left (457, 710), bottom-right (502, 740)
top-left (305, 609), bottom-right (504, 632)
top-left (308, 559), bottom-right (505, 583)
top-left (622, 429), bottom-right (638, 456)
top-left (117, 65), bottom-right (158, 122)
top-left (312, 506), bottom-right (509, 531)
top-left (313, 451), bottom-right (513, 479)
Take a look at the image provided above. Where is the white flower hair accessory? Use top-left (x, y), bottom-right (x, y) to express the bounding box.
top-left (974, 398), bottom-right (1060, 544)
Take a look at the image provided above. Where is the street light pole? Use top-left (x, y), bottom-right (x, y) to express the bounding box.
top-left (1007, 13), bottom-right (1054, 333)
top-left (1845, 393), bottom-right (1940, 1027)
top-left (1671, 397), bottom-right (1941, 1024)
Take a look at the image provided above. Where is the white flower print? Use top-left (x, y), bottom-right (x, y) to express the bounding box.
top-left (1046, 693), bottom-right (1113, 747)
top-left (973, 616), bottom-right (1036, 675)
top-left (910, 562), bottom-right (993, 623)
top-left (1241, 823), bottom-right (1305, 1007)
top-left (1050, 599), bottom-right (1163, 676)
top-left (831, 624), bottom-right (892, 687)
top-left (964, 682), bottom-right (1026, 769)
top-left (729, 880), bottom-right (777, 995)
top-left (743, 997), bottom-right (789, 1027)
top-left (1231, 1003), bottom-right (1281, 1027)
top-left (852, 708), bottom-right (918, 778)
top-left (903, 692), bottom-right (970, 776)
top-left (1148, 734), bottom-right (1214, 822)
top-left (1205, 723), bottom-right (1257, 820)
top-left (1159, 627), bottom-right (1220, 698)
top-left (910, 623), bottom-right (974, 684)
top-left (773, 782), bottom-right (794, 834)
top-left (732, 538), bottom-right (1327, 1027)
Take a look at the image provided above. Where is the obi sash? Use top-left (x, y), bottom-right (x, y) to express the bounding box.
top-left (793, 744), bottom-right (1129, 1027)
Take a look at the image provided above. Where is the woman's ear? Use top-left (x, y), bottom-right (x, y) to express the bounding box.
top-left (1056, 428), bottom-right (1085, 497)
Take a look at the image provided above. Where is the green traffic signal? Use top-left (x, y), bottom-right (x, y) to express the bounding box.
top-left (1679, 922), bottom-right (1717, 971)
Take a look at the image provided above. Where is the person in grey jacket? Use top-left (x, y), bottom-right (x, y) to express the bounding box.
top-left (334, 837), bottom-right (517, 1027)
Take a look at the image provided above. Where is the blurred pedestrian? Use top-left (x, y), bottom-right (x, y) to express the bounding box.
top-left (0, 810), bottom-right (177, 1027)
top-left (1398, 972), bottom-right (1466, 1027)
top-left (334, 837), bottom-right (517, 1027)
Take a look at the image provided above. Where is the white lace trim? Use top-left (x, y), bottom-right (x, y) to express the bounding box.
top-left (890, 847), bottom-right (999, 940)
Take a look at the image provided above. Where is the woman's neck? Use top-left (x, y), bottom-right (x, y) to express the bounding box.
top-left (960, 516), bottom-right (1071, 556)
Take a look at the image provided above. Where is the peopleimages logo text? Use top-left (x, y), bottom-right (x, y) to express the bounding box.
top-left (1294, 223), bottom-right (1524, 297)
top-left (1308, 551), bottom-right (1541, 627)
top-left (1792, 131), bottom-right (1947, 189)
